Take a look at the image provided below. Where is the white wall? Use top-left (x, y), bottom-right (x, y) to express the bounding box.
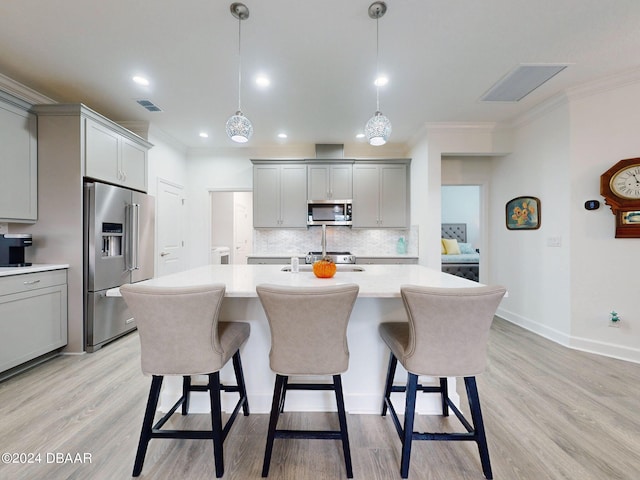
top-left (491, 100), bottom-right (573, 342)
top-left (567, 79), bottom-right (640, 361)
top-left (147, 126), bottom-right (188, 197)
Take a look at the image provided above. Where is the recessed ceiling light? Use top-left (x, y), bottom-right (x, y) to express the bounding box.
top-left (256, 75), bottom-right (271, 87)
top-left (374, 75), bottom-right (388, 87)
top-left (277, 133), bottom-right (288, 139)
top-left (133, 75), bottom-right (150, 86)
top-left (199, 132), bottom-right (209, 138)
top-left (356, 133), bottom-right (365, 139)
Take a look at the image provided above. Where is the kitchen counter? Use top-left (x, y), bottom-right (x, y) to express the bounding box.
top-left (108, 263), bottom-right (473, 298)
top-left (0, 264), bottom-right (69, 277)
top-left (114, 264), bottom-right (490, 415)
top-left (247, 254), bottom-right (419, 264)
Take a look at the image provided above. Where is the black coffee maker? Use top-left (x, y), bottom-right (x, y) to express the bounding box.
top-left (0, 234), bottom-right (33, 267)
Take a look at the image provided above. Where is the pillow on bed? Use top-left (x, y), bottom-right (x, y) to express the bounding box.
top-left (441, 238), bottom-right (461, 255)
top-left (458, 242), bottom-right (475, 254)
top-left (441, 239), bottom-right (446, 254)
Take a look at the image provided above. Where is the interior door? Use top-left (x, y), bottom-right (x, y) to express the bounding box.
top-left (156, 179), bottom-right (185, 276)
top-left (233, 192), bottom-right (253, 264)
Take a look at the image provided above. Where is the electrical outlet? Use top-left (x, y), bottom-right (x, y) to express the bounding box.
top-left (610, 310), bottom-right (621, 327)
top-left (0, 223), bottom-right (8, 235)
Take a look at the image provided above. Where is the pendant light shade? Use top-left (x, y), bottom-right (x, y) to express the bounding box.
top-left (365, 111), bottom-right (392, 146)
top-left (365, 2), bottom-right (391, 146)
top-left (227, 3), bottom-right (253, 143)
top-left (226, 110), bottom-right (253, 143)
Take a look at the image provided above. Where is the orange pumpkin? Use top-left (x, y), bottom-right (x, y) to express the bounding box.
top-left (312, 258), bottom-right (337, 278)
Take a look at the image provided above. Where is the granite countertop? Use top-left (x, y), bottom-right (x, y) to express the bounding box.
top-left (0, 264), bottom-right (70, 277)
top-left (108, 263), bottom-right (480, 298)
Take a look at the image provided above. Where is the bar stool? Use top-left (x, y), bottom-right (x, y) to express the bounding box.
top-left (379, 285), bottom-right (506, 479)
top-left (256, 283), bottom-right (359, 478)
top-left (120, 283), bottom-right (250, 478)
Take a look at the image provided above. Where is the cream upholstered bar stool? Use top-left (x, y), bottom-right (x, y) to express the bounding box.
top-left (256, 283), bottom-right (359, 478)
top-left (379, 285), bottom-right (506, 479)
top-left (120, 283), bottom-right (250, 478)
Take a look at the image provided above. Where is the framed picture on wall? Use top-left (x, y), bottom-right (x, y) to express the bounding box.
top-left (506, 196), bottom-right (540, 230)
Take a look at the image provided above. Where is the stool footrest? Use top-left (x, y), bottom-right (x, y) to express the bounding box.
top-left (275, 429), bottom-right (342, 440)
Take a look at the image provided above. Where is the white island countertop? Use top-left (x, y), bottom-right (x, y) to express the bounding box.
top-left (108, 263), bottom-right (481, 297)
top-left (0, 264), bottom-right (70, 277)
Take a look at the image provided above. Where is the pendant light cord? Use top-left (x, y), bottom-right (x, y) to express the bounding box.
top-left (237, 14), bottom-right (243, 112)
top-left (375, 15), bottom-right (380, 112)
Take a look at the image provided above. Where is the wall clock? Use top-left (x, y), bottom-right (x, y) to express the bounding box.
top-left (600, 157), bottom-right (640, 238)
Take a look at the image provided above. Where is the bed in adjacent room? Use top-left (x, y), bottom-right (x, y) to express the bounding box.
top-left (441, 223), bottom-right (479, 282)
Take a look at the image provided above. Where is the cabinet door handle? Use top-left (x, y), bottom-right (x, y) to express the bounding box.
top-left (160, 251), bottom-right (170, 257)
top-left (23, 279), bottom-right (41, 285)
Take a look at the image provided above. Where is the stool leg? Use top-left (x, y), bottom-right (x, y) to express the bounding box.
top-left (182, 375), bottom-right (191, 415)
top-left (382, 352), bottom-right (398, 416)
top-left (333, 374), bottom-right (353, 478)
top-left (209, 372), bottom-right (225, 478)
top-left (232, 351), bottom-right (250, 416)
top-left (133, 375), bottom-right (163, 477)
top-left (400, 373), bottom-right (418, 479)
top-left (439, 377), bottom-right (449, 417)
top-left (278, 376), bottom-right (288, 413)
top-left (465, 376), bottom-right (492, 479)
top-left (262, 374), bottom-right (285, 477)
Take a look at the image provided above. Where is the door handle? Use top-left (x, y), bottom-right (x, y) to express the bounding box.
top-left (160, 252), bottom-right (170, 257)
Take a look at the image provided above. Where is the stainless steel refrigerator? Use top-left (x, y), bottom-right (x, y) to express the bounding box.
top-left (84, 181), bottom-right (155, 352)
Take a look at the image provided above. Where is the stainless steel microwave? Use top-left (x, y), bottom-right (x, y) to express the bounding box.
top-left (307, 201), bottom-right (352, 226)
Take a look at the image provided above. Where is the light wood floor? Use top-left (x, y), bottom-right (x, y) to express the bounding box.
top-left (1, 318), bottom-right (639, 480)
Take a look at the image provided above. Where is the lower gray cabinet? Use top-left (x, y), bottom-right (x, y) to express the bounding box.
top-left (0, 269), bottom-right (68, 374)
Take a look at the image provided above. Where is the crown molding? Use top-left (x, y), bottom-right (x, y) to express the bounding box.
top-left (0, 72), bottom-right (56, 105)
top-left (565, 65), bottom-right (640, 102)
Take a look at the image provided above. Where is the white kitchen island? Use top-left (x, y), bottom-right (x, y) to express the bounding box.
top-left (111, 264), bottom-right (488, 414)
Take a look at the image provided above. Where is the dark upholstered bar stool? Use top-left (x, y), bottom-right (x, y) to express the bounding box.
top-left (256, 283), bottom-right (359, 478)
top-left (379, 285), bottom-right (506, 479)
top-left (120, 283), bottom-right (250, 478)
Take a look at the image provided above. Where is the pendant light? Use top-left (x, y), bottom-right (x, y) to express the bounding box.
top-left (226, 3), bottom-right (253, 143)
top-left (364, 1), bottom-right (391, 146)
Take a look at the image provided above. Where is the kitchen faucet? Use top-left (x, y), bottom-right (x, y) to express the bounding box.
top-left (321, 224), bottom-right (327, 257)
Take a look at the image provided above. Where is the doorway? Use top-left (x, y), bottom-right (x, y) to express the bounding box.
top-left (156, 178), bottom-right (186, 276)
top-left (210, 190), bottom-right (253, 264)
top-left (441, 184), bottom-right (487, 282)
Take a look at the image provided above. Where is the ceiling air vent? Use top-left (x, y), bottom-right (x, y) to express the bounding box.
top-left (480, 64), bottom-right (568, 102)
top-left (136, 99), bottom-right (163, 112)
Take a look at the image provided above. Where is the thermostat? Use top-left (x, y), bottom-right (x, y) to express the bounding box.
top-left (584, 200), bottom-right (600, 210)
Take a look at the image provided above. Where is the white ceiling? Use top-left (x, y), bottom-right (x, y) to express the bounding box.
top-left (1, 0), bottom-right (640, 149)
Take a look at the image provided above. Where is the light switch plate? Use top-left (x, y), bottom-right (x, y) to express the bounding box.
top-left (0, 223), bottom-right (8, 235)
top-left (547, 236), bottom-right (562, 247)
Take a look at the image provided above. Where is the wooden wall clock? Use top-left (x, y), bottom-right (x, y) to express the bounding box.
top-left (600, 157), bottom-right (640, 238)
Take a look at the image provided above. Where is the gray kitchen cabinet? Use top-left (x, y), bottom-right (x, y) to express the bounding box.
top-left (247, 256), bottom-right (305, 264)
top-left (253, 163), bottom-right (307, 228)
top-left (307, 163), bottom-right (353, 201)
top-left (0, 269), bottom-right (68, 375)
top-left (0, 93), bottom-right (37, 222)
top-left (85, 117), bottom-right (148, 192)
top-left (353, 161), bottom-right (410, 228)
top-left (355, 256), bottom-right (418, 265)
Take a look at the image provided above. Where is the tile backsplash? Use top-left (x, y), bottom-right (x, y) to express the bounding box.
top-left (253, 225), bottom-right (418, 256)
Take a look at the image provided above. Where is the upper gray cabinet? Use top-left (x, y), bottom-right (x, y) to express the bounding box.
top-left (253, 162), bottom-right (307, 228)
top-left (0, 93), bottom-right (37, 222)
top-left (85, 117), bottom-right (148, 192)
top-left (307, 163), bottom-right (353, 201)
top-left (33, 104), bottom-right (152, 193)
top-left (353, 161), bottom-right (410, 228)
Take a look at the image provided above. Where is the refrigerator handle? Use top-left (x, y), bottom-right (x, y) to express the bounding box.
top-left (125, 203), bottom-right (132, 271)
top-left (131, 203), bottom-right (140, 271)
